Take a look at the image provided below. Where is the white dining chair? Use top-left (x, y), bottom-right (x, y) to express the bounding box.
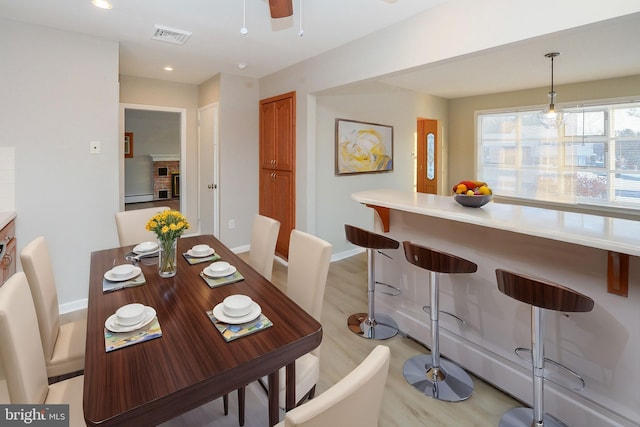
top-left (114, 206), bottom-right (169, 246)
top-left (248, 214), bottom-right (281, 281)
top-left (275, 345), bottom-right (390, 427)
top-left (20, 236), bottom-right (86, 380)
top-left (235, 229), bottom-right (332, 425)
top-left (276, 229), bottom-right (332, 407)
top-left (0, 272), bottom-right (86, 427)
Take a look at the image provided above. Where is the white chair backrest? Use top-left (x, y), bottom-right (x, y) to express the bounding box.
top-left (248, 214), bottom-right (281, 281)
top-left (286, 230), bottom-right (332, 322)
top-left (281, 345), bottom-right (390, 427)
top-left (114, 206), bottom-right (169, 246)
top-left (20, 236), bottom-right (60, 361)
top-left (0, 272), bottom-right (50, 404)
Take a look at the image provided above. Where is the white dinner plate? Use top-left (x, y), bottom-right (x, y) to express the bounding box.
top-left (187, 248), bottom-right (215, 258)
top-left (105, 306), bottom-right (156, 333)
top-left (203, 265), bottom-right (237, 278)
top-left (212, 302), bottom-right (261, 324)
top-left (133, 241), bottom-right (159, 255)
top-left (104, 266), bottom-right (142, 282)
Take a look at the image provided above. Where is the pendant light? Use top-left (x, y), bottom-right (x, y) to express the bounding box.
top-left (240, 0), bottom-right (248, 35)
top-left (538, 52), bottom-right (565, 129)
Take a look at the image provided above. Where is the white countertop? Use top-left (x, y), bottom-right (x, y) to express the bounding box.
top-left (352, 189), bottom-right (640, 256)
top-left (0, 211), bottom-right (16, 230)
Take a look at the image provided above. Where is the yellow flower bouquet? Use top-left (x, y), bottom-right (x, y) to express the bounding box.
top-left (146, 210), bottom-right (190, 277)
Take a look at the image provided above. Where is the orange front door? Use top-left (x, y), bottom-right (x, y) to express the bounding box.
top-left (417, 118), bottom-right (438, 194)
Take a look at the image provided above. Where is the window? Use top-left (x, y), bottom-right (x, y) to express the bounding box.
top-left (477, 101), bottom-right (640, 211)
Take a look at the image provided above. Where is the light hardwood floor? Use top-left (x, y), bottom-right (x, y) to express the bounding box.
top-left (0, 251), bottom-right (520, 426)
top-left (235, 251), bottom-right (519, 427)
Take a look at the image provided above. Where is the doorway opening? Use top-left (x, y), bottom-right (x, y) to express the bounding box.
top-left (119, 104), bottom-right (187, 214)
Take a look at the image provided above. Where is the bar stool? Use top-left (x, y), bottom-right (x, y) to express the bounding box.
top-left (495, 269), bottom-right (594, 427)
top-left (402, 241), bottom-right (477, 402)
top-left (345, 224), bottom-right (400, 340)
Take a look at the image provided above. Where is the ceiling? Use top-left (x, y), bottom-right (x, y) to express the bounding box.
top-left (1, 1), bottom-right (639, 99)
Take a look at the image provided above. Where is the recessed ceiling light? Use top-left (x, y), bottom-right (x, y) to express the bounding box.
top-left (91, 0), bottom-right (113, 10)
top-left (164, 66), bottom-right (174, 71)
top-left (237, 63), bottom-right (247, 70)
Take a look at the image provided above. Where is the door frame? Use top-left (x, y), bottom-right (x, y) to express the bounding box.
top-left (197, 103), bottom-right (220, 238)
top-left (119, 103), bottom-right (187, 213)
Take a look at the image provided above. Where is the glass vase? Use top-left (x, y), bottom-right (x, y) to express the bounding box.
top-left (159, 237), bottom-right (178, 278)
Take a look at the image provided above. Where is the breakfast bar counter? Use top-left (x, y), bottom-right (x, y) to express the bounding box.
top-left (352, 189), bottom-right (639, 427)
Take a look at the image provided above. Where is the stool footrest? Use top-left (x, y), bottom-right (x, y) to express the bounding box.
top-left (422, 306), bottom-right (467, 326)
top-left (376, 281), bottom-right (401, 296)
top-left (514, 347), bottom-right (586, 391)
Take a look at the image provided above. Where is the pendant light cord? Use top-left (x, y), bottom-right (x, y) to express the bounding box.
top-left (298, 0), bottom-right (304, 37)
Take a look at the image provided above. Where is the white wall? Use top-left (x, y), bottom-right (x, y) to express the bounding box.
top-left (0, 19), bottom-right (119, 306)
top-left (217, 73), bottom-right (260, 249)
top-left (315, 84), bottom-right (448, 254)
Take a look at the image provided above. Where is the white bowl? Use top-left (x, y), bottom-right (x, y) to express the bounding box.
top-left (191, 244), bottom-right (211, 256)
top-left (208, 261), bottom-right (230, 273)
top-left (223, 295), bottom-right (253, 317)
top-left (116, 303), bottom-right (146, 326)
top-left (111, 264), bottom-right (135, 279)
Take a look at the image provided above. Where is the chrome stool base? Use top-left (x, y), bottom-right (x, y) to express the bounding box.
top-left (499, 407), bottom-right (567, 427)
top-left (403, 354), bottom-right (473, 402)
top-left (347, 313), bottom-right (398, 340)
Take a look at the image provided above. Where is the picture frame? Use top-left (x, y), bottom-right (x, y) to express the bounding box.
top-left (124, 132), bottom-right (133, 158)
top-left (335, 118), bottom-right (393, 175)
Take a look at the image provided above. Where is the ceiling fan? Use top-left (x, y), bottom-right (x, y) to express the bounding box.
top-left (269, 0), bottom-right (293, 18)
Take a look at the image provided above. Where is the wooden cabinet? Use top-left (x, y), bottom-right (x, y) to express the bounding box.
top-left (0, 217), bottom-right (16, 286)
top-left (259, 92), bottom-right (296, 259)
top-left (260, 95), bottom-right (294, 171)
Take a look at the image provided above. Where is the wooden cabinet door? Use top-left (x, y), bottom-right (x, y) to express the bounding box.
top-left (259, 92), bottom-right (296, 259)
top-left (0, 219), bottom-right (16, 286)
top-left (259, 169), bottom-right (294, 258)
top-left (260, 93), bottom-right (294, 171)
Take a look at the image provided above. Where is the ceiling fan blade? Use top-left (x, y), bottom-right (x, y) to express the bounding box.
top-left (268, 0), bottom-right (293, 18)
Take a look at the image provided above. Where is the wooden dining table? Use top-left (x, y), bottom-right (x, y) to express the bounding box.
top-left (83, 235), bottom-right (322, 426)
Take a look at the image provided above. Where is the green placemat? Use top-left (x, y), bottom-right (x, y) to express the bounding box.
top-left (199, 270), bottom-right (245, 288)
top-left (104, 318), bottom-right (162, 352)
top-left (206, 311), bottom-right (273, 342)
top-left (183, 252), bottom-right (221, 265)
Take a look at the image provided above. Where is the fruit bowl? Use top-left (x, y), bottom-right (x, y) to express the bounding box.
top-left (454, 194), bottom-right (493, 208)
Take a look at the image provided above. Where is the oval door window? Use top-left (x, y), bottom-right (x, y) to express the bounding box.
top-left (427, 133), bottom-right (435, 180)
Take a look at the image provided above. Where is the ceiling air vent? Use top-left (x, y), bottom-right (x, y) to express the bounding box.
top-left (151, 25), bottom-right (192, 45)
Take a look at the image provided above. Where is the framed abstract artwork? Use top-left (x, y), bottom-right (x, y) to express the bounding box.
top-left (335, 118), bottom-right (393, 175)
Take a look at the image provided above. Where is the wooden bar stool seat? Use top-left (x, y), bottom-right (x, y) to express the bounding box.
top-left (345, 225), bottom-right (400, 340)
top-left (496, 269), bottom-right (594, 427)
top-left (402, 241), bottom-right (477, 402)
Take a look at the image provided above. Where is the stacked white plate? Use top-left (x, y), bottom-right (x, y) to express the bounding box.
top-left (187, 244), bottom-right (215, 258)
top-left (133, 241), bottom-right (159, 255)
top-left (203, 261), bottom-right (237, 278)
top-left (104, 264), bottom-right (142, 282)
top-left (105, 303), bottom-right (156, 332)
top-left (212, 295), bottom-right (261, 324)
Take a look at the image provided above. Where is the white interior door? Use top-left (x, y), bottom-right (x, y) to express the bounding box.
top-left (198, 103), bottom-right (219, 236)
